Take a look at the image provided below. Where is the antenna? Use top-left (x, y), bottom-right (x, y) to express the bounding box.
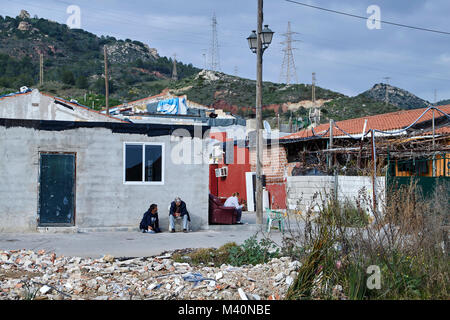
top-left (279, 21), bottom-right (300, 85)
top-left (209, 12), bottom-right (221, 72)
top-left (171, 53), bottom-right (178, 80)
top-left (234, 66), bottom-right (238, 77)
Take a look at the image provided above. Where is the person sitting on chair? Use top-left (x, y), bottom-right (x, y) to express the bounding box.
top-left (224, 192), bottom-right (244, 224)
top-left (169, 197), bottom-right (190, 233)
top-left (139, 204), bottom-right (161, 233)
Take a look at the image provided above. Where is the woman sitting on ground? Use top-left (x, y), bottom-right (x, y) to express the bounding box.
top-left (139, 204), bottom-right (161, 233)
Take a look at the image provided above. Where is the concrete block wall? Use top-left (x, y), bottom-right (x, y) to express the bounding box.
top-left (286, 175), bottom-right (386, 213)
top-left (0, 125), bottom-right (209, 233)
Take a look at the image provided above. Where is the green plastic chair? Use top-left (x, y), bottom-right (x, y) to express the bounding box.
top-left (266, 208), bottom-right (285, 233)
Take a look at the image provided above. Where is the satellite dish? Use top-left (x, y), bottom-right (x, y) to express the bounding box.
top-left (263, 120), bottom-right (272, 134)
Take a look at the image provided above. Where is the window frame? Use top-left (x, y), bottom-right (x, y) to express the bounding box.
top-left (123, 142), bottom-right (165, 185)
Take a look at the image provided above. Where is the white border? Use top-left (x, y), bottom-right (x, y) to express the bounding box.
top-left (123, 142), bottom-right (165, 185)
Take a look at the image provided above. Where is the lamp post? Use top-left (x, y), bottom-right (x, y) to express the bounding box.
top-left (247, 0), bottom-right (274, 224)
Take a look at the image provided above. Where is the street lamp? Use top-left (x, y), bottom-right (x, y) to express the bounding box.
top-left (247, 1), bottom-right (274, 225)
top-left (247, 25), bottom-right (274, 53)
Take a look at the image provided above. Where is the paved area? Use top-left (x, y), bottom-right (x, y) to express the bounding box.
top-left (0, 213), bottom-right (289, 258)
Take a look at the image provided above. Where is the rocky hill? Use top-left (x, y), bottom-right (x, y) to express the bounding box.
top-left (0, 10), bottom-right (199, 106)
top-left (0, 11), bottom-right (430, 125)
top-left (435, 99), bottom-right (450, 106)
top-left (361, 83), bottom-right (431, 110)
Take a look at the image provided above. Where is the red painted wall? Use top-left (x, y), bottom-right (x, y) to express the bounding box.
top-left (217, 145), bottom-right (251, 203)
top-left (209, 131), bottom-right (251, 205)
top-left (266, 183), bottom-right (287, 209)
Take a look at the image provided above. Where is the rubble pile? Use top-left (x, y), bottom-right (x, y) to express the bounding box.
top-left (0, 250), bottom-right (302, 300)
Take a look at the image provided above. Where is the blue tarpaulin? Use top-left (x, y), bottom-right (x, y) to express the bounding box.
top-left (157, 97), bottom-right (188, 115)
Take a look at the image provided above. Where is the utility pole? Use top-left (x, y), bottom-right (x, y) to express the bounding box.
top-left (312, 72), bottom-right (316, 104)
top-left (104, 46), bottom-right (109, 115)
top-left (255, 0), bottom-right (264, 224)
top-left (383, 77), bottom-right (391, 105)
top-left (172, 53), bottom-right (178, 80)
top-left (371, 129), bottom-right (377, 213)
top-left (432, 107), bottom-right (436, 149)
top-left (39, 54), bottom-right (44, 86)
top-left (328, 119), bottom-right (333, 169)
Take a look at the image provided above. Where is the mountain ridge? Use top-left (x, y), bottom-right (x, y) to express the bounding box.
top-left (0, 11), bottom-right (442, 125)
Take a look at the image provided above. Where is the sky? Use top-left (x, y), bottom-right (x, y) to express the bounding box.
top-left (2, 0), bottom-right (450, 102)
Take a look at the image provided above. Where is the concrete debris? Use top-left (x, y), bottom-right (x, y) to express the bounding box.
top-left (0, 250), bottom-right (300, 300)
top-left (102, 255), bottom-right (115, 263)
top-left (39, 285), bottom-right (52, 295)
top-left (237, 288), bottom-right (248, 300)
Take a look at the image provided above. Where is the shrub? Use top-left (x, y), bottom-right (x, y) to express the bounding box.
top-left (228, 235), bottom-right (280, 266)
top-left (281, 183), bottom-right (449, 300)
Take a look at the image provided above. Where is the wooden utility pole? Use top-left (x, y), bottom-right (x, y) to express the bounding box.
top-left (328, 119), bottom-right (333, 169)
top-left (312, 72), bottom-right (316, 104)
top-left (371, 129), bottom-right (377, 213)
top-left (104, 46), bottom-right (109, 115)
top-left (172, 53), bottom-right (178, 80)
top-left (255, 0), bottom-right (264, 224)
top-left (39, 54), bottom-right (44, 86)
top-left (432, 108), bottom-right (436, 149)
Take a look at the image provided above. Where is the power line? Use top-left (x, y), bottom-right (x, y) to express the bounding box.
top-left (285, 0), bottom-right (450, 36)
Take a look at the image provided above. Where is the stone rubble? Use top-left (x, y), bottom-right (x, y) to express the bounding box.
top-left (0, 250), bottom-right (302, 300)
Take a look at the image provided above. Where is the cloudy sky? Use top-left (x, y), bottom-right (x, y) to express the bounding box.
top-left (2, 0), bottom-right (450, 102)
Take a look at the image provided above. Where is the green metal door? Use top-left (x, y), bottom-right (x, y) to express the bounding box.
top-left (38, 153), bottom-right (75, 226)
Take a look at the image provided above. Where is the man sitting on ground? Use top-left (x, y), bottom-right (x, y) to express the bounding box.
top-left (169, 197), bottom-right (191, 233)
top-left (139, 204), bottom-right (161, 233)
top-left (224, 192), bottom-right (244, 224)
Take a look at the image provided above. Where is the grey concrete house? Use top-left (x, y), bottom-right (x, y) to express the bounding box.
top-left (0, 92), bottom-right (210, 233)
top-left (0, 89), bottom-right (124, 123)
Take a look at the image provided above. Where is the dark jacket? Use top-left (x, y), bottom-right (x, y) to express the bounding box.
top-left (139, 210), bottom-right (161, 232)
top-left (169, 201), bottom-right (191, 222)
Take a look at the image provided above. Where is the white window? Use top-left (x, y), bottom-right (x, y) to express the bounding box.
top-left (123, 142), bottom-right (165, 185)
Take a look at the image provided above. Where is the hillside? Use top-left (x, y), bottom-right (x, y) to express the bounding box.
top-left (361, 83), bottom-right (431, 110)
top-left (166, 70), bottom-right (344, 116)
top-left (0, 10), bottom-right (199, 106)
top-left (0, 11), bottom-right (428, 125)
top-left (436, 99), bottom-right (450, 106)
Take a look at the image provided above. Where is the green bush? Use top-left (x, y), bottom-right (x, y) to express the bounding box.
top-left (171, 236), bottom-right (279, 267)
top-left (228, 235), bottom-right (280, 266)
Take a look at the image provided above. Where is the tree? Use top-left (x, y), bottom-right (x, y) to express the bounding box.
top-left (61, 70), bottom-right (75, 85)
top-left (76, 75), bottom-right (89, 89)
